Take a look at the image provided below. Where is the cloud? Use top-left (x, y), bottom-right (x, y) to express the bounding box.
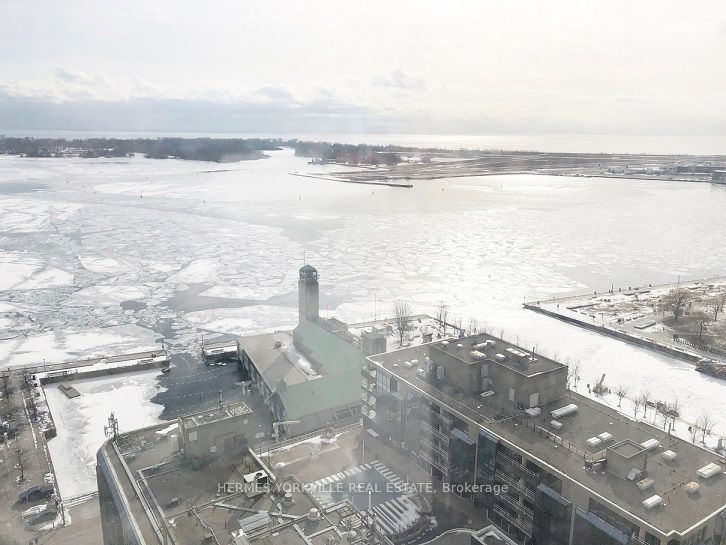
top-left (372, 68), bottom-right (427, 91)
top-left (54, 67), bottom-right (105, 85)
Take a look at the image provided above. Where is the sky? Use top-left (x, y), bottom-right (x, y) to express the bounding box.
top-left (1, 0), bottom-right (726, 135)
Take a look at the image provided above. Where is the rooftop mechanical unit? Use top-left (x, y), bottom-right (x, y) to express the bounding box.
top-left (697, 462), bottom-right (721, 479)
top-left (642, 495), bottom-right (663, 510)
top-left (551, 404), bottom-right (578, 419)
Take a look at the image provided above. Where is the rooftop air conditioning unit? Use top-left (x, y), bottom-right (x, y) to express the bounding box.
top-left (697, 463), bottom-right (721, 479)
top-left (642, 495), bottom-right (662, 510)
top-left (662, 450), bottom-right (677, 462)
top-left (551, 404), bottom-right (578, 419)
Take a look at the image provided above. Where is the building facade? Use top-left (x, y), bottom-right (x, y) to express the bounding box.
top-left (362, 334), bottom-right (726, 545)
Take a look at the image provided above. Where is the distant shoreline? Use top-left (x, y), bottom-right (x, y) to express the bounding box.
top-left (1, 135), bottom-right (725, 184)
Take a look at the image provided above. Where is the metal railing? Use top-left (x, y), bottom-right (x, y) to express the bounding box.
top-left (419, 435), bottom-right (448, 459)
top-left (492, 505), bottom-right (533, 536)
top-left (495, 470), bottom-right (535, 502)
top-left (498, 491), bottom-right (534, 519)
top-left (419, 450), bottom-right (450, 475)
top-left (496, 450), bottom-right (539, 479)
top-left (419, 402), bottom-right (453, 427)
top-left (419, 420), bottom-right (450, 445)
top-left (257, 421), bottom-right (361, 453)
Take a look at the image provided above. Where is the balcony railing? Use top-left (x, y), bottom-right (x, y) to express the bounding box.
top-left (492, 505), bottom-right (533, 536)
top-left (494, 470), bottom-right (535, 502)
top-left (498, 490), bottom-right (534, 519)
top-left (419, 450), bottom-right (450, 475)
top-left (496, 451), bottom-right (539, 480)
top-left (420, 435), bottom-right (449, 459)
top-left (419, 403), bottom-right (453, 427)
top-left (419, 420), bottom-right (450, 445)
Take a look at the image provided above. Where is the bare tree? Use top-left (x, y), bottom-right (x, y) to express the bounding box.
top-left (1, 372), bottom-right (10, 398)
top-left (640, 391), bottom-right (652, 418)
top-left (708, 296), bottom-right (723, 322)
top-left (664, 397), bottom-right (680, 433)
top-left (692, 311), bottom-right (710, 343)
top-left (696, 411), bottom-right (717, 444)
top-left (452, 315), bottom-right (464, 336)
top-left (615, 385), bottom-right (629, 408)
top-left (660, 288), bottom-right (691, 322)
top-left (468, 318), bottom-right (479, 335)
top-left (435, 301), bottom-right (449, 335)
top-left (689, 422), bottom-right (699, 443)
top-left (718, 292), bottom-right (726, 317)
top-left (16, 448), bottom-right (25, 482)
top-left (632, 395), bottom-right (642, 419)
top-left (569, 361), bottom-right (582, 389)
top-left (393, 300), bottom-right (413, 347)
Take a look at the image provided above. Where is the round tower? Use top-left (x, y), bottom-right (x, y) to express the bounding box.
top-left (298, 265), bottom-right (319, 323)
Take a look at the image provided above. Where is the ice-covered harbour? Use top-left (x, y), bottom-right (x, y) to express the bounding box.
top-left (1, 147), bottom-right (726, 466)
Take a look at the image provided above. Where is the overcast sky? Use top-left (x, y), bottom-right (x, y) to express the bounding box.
top-left (1, 0), bottom-right (726, 135)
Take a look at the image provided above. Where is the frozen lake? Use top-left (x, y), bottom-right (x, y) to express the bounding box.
top-left (1, 148), bottom-right (726, 454)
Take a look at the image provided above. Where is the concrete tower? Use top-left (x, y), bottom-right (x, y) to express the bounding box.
top-left (298, 264), bottom-right (319, 323)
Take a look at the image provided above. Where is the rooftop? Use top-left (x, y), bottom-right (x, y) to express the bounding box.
top-left (368, 337), bottom-right (726, 536)
top-left (237, 331), bottom-right (320, 388)
top-left (180, 401), bottom-right (252, 428)
top-left (99, 415), bottom-right (385, 545)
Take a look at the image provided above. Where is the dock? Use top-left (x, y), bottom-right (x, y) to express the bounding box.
top-left (13, 350), bottom-right (171, 384)
top-left (202, 340), bottom-right (239, 363)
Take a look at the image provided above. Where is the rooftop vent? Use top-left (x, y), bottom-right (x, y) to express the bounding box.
top-left (696, 462), bottom-right (721, 479)
top-left (662, 450), bottom-right (677, 462)
top-left (308, 508), bottom-right (321, 521)
top-left (640, 438), bottom-right (660, 451)
top-left (643, 495), bottom-right (662, 510)
top-left (551, 404), bottom-right (578, 419)
top-left (597, 432), bottom-right (613, 444)
top-left (636, 477), bottom-right (654, 491)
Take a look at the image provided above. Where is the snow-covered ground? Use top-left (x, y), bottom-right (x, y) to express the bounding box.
top-left (43, 369), bottom-right (166, 497)
top-left (1, 148), bottom-right (726, 447)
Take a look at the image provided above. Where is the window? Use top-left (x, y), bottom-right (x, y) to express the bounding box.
top-left (644, 532), bottom-right (661, 545)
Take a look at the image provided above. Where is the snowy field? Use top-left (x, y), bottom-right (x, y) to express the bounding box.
top-left (43, 369), bottom-right (166, 497)
top-left (1, 148), bottom-right (726, 455)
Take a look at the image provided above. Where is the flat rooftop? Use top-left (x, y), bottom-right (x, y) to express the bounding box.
top-left (100, 420), bottom-right (382, 545)
top-left (180, 401), bottom-right (252, 428)
top-left (369, 340), bottom-right (726, 536)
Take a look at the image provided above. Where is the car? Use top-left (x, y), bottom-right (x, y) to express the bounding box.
top-left (18, 484), bottom-right (54, 503)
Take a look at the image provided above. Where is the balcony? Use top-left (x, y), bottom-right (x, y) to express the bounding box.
top-left (496, 451), bottom-right (539, 480)
top-left (492, 505), bottom-right (533, 537)
top-left (498, 490), bottom-right (534, 519)
top-left (420, 435), bottom-right (448, 459)
top-left (494, 470), bottom-right (535, 502)
top-left (419, 450), bottom-right (450, 476)
top-left (419, 403), bottom-right (453, 428)
top-left (419, 420), bottom-right (450, 446)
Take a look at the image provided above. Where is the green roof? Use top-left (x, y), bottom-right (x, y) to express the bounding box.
top-left (276, 368), bottom-right (362, 420)
top-left (292, 319), bottom-right (363, 375)
top-left (273, 319), bottom-right (365, 420)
